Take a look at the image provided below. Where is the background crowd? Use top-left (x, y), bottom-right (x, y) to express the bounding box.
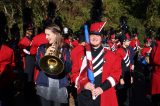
top-left (0, 2), bottom-right (160, 106)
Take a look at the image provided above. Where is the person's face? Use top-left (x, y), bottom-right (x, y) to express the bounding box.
top-left (68, 35), bottom-right (73, 41)
top-left (146, 42), bottom-right (151, 47)
top-left (134, 36), bottom-right (138, 39)
top-left (111, 38), bottom-right (115, 42)
top-left (45, 29), bottom-right (56, 44)
top-left (26, 29), bottom-right (33, 36)
top-left (90, 34), bottom-right (102, 47)
top-left (124, 39), bottom-right (130, 47)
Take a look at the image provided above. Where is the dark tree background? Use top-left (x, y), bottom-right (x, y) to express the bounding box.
top-left (0, 0), bottom-right (160, 40)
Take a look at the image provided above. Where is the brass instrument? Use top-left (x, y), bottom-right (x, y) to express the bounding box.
top-left (145, 56), bottom-right (150, 64)
top-left (40, 42), bottom-right (64, 75)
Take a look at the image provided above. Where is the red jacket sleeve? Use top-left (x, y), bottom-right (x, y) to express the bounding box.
top-left (18, 36), bottom-right (31, 49)
top-left (70, 45), bottom-right (84, 83)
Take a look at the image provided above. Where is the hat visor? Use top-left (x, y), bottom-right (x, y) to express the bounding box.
top-left (90, 32), bottom-right (101, 35)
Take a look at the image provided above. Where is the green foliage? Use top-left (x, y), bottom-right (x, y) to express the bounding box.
top-left (0, 0), bottom-right (160, 41)
top-left (56, 1), bottom-right (92, 31)
top-left (145, 0), bottom-right (160, 28)
top-left (103, 0), bottom-right (128, 29)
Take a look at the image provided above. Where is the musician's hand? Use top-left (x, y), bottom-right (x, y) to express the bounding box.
top-left (120, 78), bottom-right (125, 85)
top-left (92, 87), bottom-right (103, 97)
top-left (131, 77), bottom-right (133, 84)
top-left (80, 42), bottom-right (86, 46)
top-left (84, 82), bottom-right (95, 91)
top-left (131, 65), bottom-right (134, 71)
top-left (45, 45), bottom-right (56, 55)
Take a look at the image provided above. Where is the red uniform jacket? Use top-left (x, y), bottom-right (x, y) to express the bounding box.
top-left (18, 36), bottom-right (32, 56)
top-left (19, 36), bottom-right (31, 48)
top-left (71, 45), bottom-right (121, 106)
top-left (72, 40), bottom-right (79, 48)
top-left (0, 44), bottom-right (16, 90)
top-left (150, 40), bottom-right (160, 95)
top-left (64, 39), bottom-right (71, 45)
top-left (0, 44), bottom-right (15, 74)
top-left (116, 47), bottom-right (130, 64)
top-left (18, 36), bottom-right (32, 69)
top-left (107, 40), bottom-right (118, 52)
top-left (30, 33), bottom-right (48, 55)
top-left (130, 39), bottom-right (141, 51)
top-left (141, 46), bottom-right (152, 57)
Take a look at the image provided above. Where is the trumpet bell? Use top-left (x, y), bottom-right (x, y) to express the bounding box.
top-left (40, 55), bottom-right (64, 75)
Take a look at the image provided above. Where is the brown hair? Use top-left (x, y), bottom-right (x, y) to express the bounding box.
top-left (45, 24), bottom-right (61, 34)
top-left (45, 24), bottom-right (64, 53)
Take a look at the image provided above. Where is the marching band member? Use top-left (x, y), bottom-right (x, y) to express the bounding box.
top-left (0, 32), bottom-right (15, 106)
top-left (107, 34), bottom-right (118, 52)
top-left (150, 35), bottom-right (160, 106)
top-left (130, 33), bottom-right (141, 53)
top-left (115, 34), bottom-right (134, 106)
top-left (35, 24), bottom-right (69, 106)
top-left (18, 24), bottom-right (35, 82)
top-left (0, 37), bottom-right (15, 75)
top-left (140, 38), bottom-right (152, 65)
top-left (139, 38), bottom-right (152, 95)
top-left (70, 22), bottom-right (121, 106)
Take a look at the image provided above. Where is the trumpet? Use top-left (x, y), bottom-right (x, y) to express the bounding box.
top-left (40, 43), bottom-right (64, 76)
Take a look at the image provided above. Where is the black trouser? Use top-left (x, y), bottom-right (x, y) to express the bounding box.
top-left (38, 96), bottom-right (69, 106)
top-left (77, 90), bottom-right (100, 106)
top-left (116, 85), bottom-right (132, 106)
top-left (68, 84), bottom-right (78, 106)
top-left (152, 94), bottom-right (160, 106)
top-left (24, 55), bottom-right (35, 82)
top-left (116, 72), bottom-right (132, 106)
